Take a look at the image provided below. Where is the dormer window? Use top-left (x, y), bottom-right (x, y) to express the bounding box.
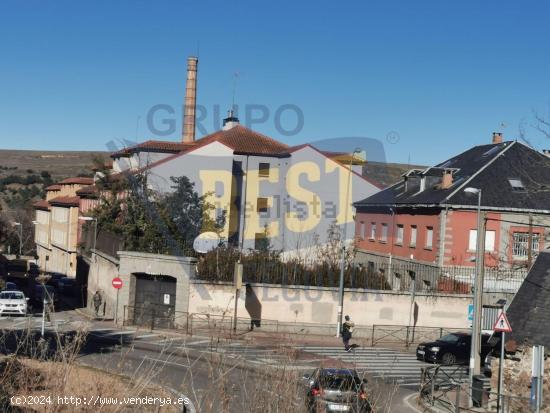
top-left (508, 178), bottom-right (525, 191)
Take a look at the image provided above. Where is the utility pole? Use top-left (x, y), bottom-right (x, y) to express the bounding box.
top-left (336, 148), bottom-right (362, 337)
top-left (471, 212), bottom-right (486, 378)
top-left (527, 213), bottom-right (533, 269)
top-left (464, 187), bottom-right (486, 400)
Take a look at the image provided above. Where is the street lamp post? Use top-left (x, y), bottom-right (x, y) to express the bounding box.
top-left (336, 148), bottom-right (363, 337)
top-left (13, 222), bottom-right (22, 256)
top-left (464, 187), bottom-right (485, 398)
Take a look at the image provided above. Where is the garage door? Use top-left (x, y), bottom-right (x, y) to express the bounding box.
top-left (133, 273), bottom-right (176, 328)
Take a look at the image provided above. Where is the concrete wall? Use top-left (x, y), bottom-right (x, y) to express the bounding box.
top-left (188, 281), bottom-right (473, 330)
top-left (87, 250), bottom-right (120, 318)
top-left (116, 251), bottom-right (197, 324)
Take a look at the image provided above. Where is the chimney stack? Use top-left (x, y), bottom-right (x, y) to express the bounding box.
top-left (182, 56), bottom-right (198, 143)
top-left (222, 109), bottom-right (240, 130)
top-left (441, 169), bottom-right (453, 189)
top-left (543, 149), bottom-right (550, 158)
top-left (492, 132), bottom-right (503, 144)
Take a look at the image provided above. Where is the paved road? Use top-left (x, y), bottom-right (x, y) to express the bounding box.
top-left (297, 345), bottom-right (469, 389)
top-left (0, 312), bottom-right (424, 412)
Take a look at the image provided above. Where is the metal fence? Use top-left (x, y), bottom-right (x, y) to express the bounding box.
top-left (419, 364), bottom-right (532, 413)
top-left (196, 258), bottom-right (528, 295)
top-left (122, 306), bottom-right (473, 347)
top-left (370, 325), bottom-right (466, 347)
top-left (80, 227), bottom-right (528, 295)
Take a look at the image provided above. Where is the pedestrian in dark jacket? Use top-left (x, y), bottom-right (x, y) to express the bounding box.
top-left (342, 315), bottom-right (355, 352)
top-left (93, 290), bottom-right (102, 317)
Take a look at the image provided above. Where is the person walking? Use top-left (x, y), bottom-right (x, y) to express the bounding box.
top-left (341, 315), bottom-right (355, 352)
top-left (93, 290), bottom-right (103, 318)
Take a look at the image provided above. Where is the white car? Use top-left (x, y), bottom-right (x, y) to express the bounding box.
top-left (0, 290), bottom-right (28, 316)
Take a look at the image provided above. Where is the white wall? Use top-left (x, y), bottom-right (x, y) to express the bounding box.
top-left (188, 281), bottom-right (472, 329)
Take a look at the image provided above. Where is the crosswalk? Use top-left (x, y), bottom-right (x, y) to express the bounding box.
top-left (0, 318), bottom-right (470, 386)
top-left (296, 345), bottom-right (469, 388)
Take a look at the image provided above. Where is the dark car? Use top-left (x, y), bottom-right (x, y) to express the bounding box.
top-left (31, 283), bottom-right (58, 307)
top-left (3, 282), bottom-right (18, 291)
top-left (56, 277), bottom-right (76, 294)
top-left (303, 368), bottom-right (372, 412)
top-left (416, 332), bottom-right (492, 365)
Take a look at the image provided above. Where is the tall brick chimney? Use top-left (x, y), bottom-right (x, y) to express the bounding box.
top-left (182, 56), bottom-right (198, 143)
top-left (492, 132), bottom-right (503, 144)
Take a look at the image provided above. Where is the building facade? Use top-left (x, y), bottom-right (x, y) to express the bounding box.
top-left (33, 177), bottom-right (95, 277)
top-left (354, 134), bottom-right (550, 294)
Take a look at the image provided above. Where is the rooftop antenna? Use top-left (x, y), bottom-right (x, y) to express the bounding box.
top-left (135, 116), bottom-right (141, 142)
top-left (231, 71), bottom-right (240, 114)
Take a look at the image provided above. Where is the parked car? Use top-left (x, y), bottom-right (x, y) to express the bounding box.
top-left (416, 332), bottom-right (492, 365)
top-left (303, 368), bottom-right (372, 412)
top-left (31, 283), bottom-right (58, 307)
top-left (0, 290), bottom-right (28, 316)
top-left (56, 277), bottom-right (76, 294)
top-left (3, 282), bottom-right (18, 291)
top-left (45, 272), bottom-right (64, 287)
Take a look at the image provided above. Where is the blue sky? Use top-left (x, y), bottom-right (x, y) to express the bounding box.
top-left (1, 0), bottom-right (549, 165)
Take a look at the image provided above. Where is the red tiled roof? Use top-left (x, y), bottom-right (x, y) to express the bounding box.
top-left (193, 125), bottom-right (289, 156)
top-left (110, 140), bottom-right (196, 158)
top-left (111, 125), bottom-right (290, 161)
top-left (76, 185), bottom-right (99, 197)
top-left (59, 177), bottom-right (94, 185)
top-left (48, 196), bottom-right (80, 207)
top-left (33, 200), bottom-right (51, 210)
top-left (45, 184), bottom-right (62, 191)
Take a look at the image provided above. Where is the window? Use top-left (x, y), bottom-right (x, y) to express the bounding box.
top-left (52, 208), bottom-right (68, 223)
top-left (259, 162), bottom-right (270, 177)
top-left (256, 197), bottom-right (268, 213)
top-left (359, 222), bottom-right (365, 240)
top-left (380, 224), bottom-right (388, 242)
top-left (370, 223), bottom-right (376, 240)
top-left (508, 178), bottom-right (525, 191)
top-left (468, 229), bottom-right (496, 252)
top-left (512, 232), bottom-right (540, 258)
top-left (410, 225), bottom-right (417, 247)
top-left (425, 226), bottom-right (433, 249)
top-left (254, 232), bottom-right (269, 250)
top-left (395, 225), bottom-right (404, 245)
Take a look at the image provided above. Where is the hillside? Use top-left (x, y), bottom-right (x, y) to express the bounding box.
top-left (365, 161), bottom-right (425, 188)
top-left (0, 150), bottom-right (108, 179)
top-left (0, 150), bottom-right (108, 211)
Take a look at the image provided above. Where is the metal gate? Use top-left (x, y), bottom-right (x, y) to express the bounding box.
top-left (133, 273), bottom-right (176, 328)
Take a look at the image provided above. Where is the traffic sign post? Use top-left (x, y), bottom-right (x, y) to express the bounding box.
top-left (494, 309), bottom-right (512, 413)
top-left (467, 304), bottom-right (474, 326)
top-left (112, 277), bottom-right (123, 324)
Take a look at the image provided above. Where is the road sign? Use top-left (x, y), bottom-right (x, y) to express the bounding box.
top-left (493, 311), bottom-right (512, 333)
top-left (467, 304), bottom-right (474, 321)
top-left (112, 277), bottom-right (123, 289)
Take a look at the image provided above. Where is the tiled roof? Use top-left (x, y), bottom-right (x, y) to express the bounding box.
top-left (355, 141), bottom-right (550, 212)
top-left (33, 200), bottom-right (51, 210)
top-left (48, 196), bottom-right (80, 207)
top-left (508, 252), bottom-right (550, 347)
top-left (59, 177), bottom-right (94, 185)
top-left (110, 140), bottom-right (196, 158)
top-left (45, 184), bottom-right (62, 191)
top-left (112, 125), bottom-right (291, 162)
top-left (192, 125), bottom-right (290, 156)
top-left (76, 185), bottom-right (99, 197)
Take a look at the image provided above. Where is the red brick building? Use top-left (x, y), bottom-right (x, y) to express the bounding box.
top-left (353, 134), bottom-right (550, 293)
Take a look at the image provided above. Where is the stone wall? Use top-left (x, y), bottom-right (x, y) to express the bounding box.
top-left (490, 346), bottom-right (550, 411)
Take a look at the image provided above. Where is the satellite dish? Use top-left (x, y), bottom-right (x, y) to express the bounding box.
top-left (193, 232), bottom-right (221, 254)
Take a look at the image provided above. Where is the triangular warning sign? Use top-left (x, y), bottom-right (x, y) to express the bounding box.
top-left (493, 311), bottom-right (512, 333)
